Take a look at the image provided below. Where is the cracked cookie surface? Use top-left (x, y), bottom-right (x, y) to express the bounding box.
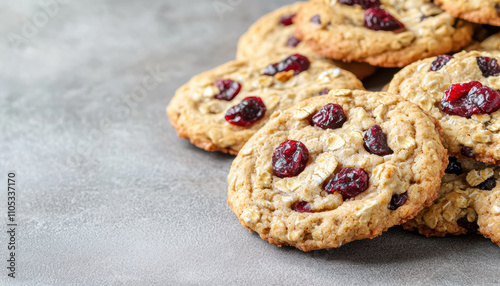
top-left (404, 158), bottom-right (500, 247)
top-left (435, 0), bottom-right (500, 26)
top-left (388, 51), bottom-right (500, 165)
top-left (236, 1), bottom-right (376, 79)
top-left (294, 0), bottom-right (475, 67)
top-left (227, 90), bottom-right (447, 251)
top-left (167, 54), bottom-right (363, 154)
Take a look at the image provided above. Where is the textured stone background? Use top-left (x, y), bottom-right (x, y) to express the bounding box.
top-left (1, 0), bottom-right (499, 285)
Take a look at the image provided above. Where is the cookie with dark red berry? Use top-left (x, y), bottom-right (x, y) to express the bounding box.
top-left (293, 0), bottom-right (475, 67)
top-left (236, 2), bottom-right (376, 79)
top-left (387, 51), bottom-right (500, 165)
top-left (435, 0), bottom-right (500, 26)
top-left (167, 54), bottom-right (363, 154)
top-left (404, 158), bottom-right (500, 247)
top-left (227, 89), bottom-right (447, 251)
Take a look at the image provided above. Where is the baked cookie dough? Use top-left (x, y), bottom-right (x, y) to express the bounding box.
top-left (236, 2), bottom-right (376, 79)
top-left (294, 0), bottom-right (475, 67)
top-left (478, 32), bottom-right (500, 50)
top-left (167, 54), bottom-right (363, 154)
top-left (471, 31), bottom-right (500, 51)
top-left (464, 24), bottom-right (500, 51)
top-left (404, 158), bottom-right (500, 247)
top-left (435, 0), bottom-right (500, 26)
top-left (227, 89), bottom-right (447, 251)
top-left (388, 51), bottom-right (500, 165)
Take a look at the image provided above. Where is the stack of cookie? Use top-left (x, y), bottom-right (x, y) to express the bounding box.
top-left (167, 0), bottom-right (500, 251)
top-left (387, 51), bottom-right (500, 247)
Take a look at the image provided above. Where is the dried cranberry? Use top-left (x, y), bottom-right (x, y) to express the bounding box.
top-left (429, 55), bottom-right (454, 72)
top-left (364, 8), bottom-right (405, 32)
top-left (272, 140), bottom-right (309, 178)
top-left (476, 56), bottom-right (500, 77)
top-left (311, 104), bottom-right (347, 129)
top-left (264, 54), bottom-right (311, 76)
top-left (461, 146), bottom-right (474, 158)
top-left (339, 0), bottom-right (381, 9)
top-left (213, 79), bottom-right (241, 101)
top-left (325, 168), bottom-right (369, 200)
top-left (388, 192), bottom-right (408, 210)
top-left (441, 81), bottom-right (500, 117)
top-left (310, 15), bottom-right (321, 25)
top-left (477, 177), bottom-right (497, 190)
top-left (445, 157), bottom-right (462, 175)
top-left (286, 34), bottom-right (301, 47)
top-left (457, 217), bottom-right (479, 233)
top-left (292, 201), bottom-right (313, 213)
top-left (319, 89), bottom-right (330, 95)
top-left (280, 13), bottom-right (296, 26)
top-left (363, 125), bottom-right (393, 156)
top-left (224, 97), bottom-right (266, 127)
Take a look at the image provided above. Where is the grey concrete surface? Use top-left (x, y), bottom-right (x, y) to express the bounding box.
top-left (1, 0), bottom-right (499, 285)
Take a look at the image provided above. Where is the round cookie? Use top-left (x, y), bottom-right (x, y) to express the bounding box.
top-left (294, 0), bottom-right (475, 67)
top-left (227, 89), bottom-right (448, 251)
top-left (403, 158), bottom-right (500, 247)
top-left (388, 51), bottom-right (500, 165)
top-left (435, 0), bottom-right (500, 26)
top-left (236, 2), bottom-right (376, 79)
top-left (167, 54), bottom-right (364, 154)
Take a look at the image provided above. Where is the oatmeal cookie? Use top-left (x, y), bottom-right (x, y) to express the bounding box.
top-left (435, 0), bottom-right (500, 26)
top-left (294, 0), bottom-right (475, 67)
top-left (167, 54), bottom-right (363, 154)
top-left (404, 158), bottom-right (500, 247)
top-left (227, 89), bottom-right (447, 251)
top-left (467, 33), bottom-right (500, 51)
top-left (388, 51), bottom-right (500, 165)
top-left (465, 25), bottom-right (500, 51)
top-left (475, 32), bottom-right (500, 51)
top-left (236, 2), bottom-right (376, 79)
